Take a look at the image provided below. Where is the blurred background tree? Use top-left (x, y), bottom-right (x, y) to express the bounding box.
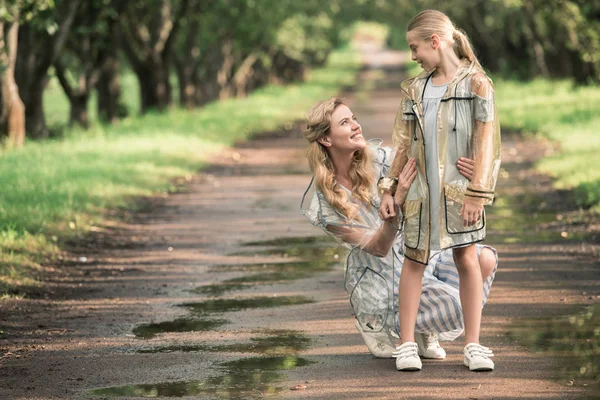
top-left (0, 0), bottom-right (598, 139)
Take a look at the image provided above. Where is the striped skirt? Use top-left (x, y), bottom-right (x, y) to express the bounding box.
top-left (345, 242), bottom-right (497, 343)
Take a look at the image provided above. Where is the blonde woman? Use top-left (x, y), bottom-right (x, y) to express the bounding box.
top-left (301, 97), bottom-right (497, 368)
top-left (379, 10), bottom-right (501, 371)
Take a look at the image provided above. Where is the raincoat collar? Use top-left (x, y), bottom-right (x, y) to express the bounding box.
top-left (401, 59), bottom-right (477, 102)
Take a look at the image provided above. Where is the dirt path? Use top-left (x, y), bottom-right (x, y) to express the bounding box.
top-left (1, 48), bottom-right (598, 400)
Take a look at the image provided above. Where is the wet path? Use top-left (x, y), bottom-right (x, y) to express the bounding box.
top-left (1, 48), bottom-right (598, 399)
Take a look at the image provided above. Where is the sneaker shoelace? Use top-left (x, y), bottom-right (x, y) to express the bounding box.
top-left (425, 333), bottom-right (440, 349)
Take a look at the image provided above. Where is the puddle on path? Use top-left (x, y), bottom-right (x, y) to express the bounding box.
top-left (180, 295), bottom-right (314, 314)
top-left (507, 304), bottom-right (599, 390)
top-left (132, 317), bottom-right (228, 339)
top-left (196, 260), bottom-right (339, 296)
top-left (133, 296), bottom-right (313, 338)
top-left (243, 236), bottom-right (330, 247)
top-left (231, 235), bottom-right (346, 260)
top-left (138, 330), bottom-right (311, 355)
top-left (487, 194), bottom-right (596, 244)
top-left (90, 356), bottom-right (315, 398)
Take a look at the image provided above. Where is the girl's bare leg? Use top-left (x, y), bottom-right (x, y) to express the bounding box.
top-left (399, 258), bottom-right (426, 343)
top-left (453, 244), bottom-right (483, 344)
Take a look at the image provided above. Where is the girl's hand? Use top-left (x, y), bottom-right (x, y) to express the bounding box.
top-left (459, 198), bottom-right (483, 227)
top-left (457, 157), bottom-right (475, 181)
top-left (379, 193), bottom-right (397, 219)
top-left (394, 158), bottom-right (417, 207)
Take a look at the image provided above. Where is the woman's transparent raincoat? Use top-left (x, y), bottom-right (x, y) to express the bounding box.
top-left (302, 140), bottom-right (497, 357)
top-left (386, 60), bottom-right (501, 264)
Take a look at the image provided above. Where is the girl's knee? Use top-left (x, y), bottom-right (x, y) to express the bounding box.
top-left (452, 245), bottom-right (479, 271)
top-left (479, 247), bottom-right (497, 280)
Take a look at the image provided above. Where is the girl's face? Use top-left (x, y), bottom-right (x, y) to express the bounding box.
top-left (321, 104), bottom-right (365, 152)
top-left (406, 30), bottom-right (440, 71)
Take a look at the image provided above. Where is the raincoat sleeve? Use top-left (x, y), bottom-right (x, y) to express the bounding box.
top-left (467, 73), bottom-right (501, 205)
top-left (301, 188), bottom-right (385, 254)
top-left (382, 92), bottom-right (415, 190)
top-left (301, 146), bottom-right (402, 258)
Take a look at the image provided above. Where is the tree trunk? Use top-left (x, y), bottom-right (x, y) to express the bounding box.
top-left (0, 20), bottom-right (26, 147)
top-left (69, 93), bottom-right (89, 129)
top-left (14, 0), bottom-right (82, 138)
top-left (97, 56), bottom-right (123, 122)
top-left (137, 61), bottom-right (171, 113)
top-left (97, 16), bottom-right (124, 123)
top-left (120, 0), bottom-right (187, 113)
top-left (25, 78), bottom-right (48, 138)
top-left (175, 59), bottom-right (196, 109)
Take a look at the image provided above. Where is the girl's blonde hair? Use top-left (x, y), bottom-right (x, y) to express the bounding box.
top-left (304, 97), bottom-right (374, 221)
top-left (408, 10), bottom-right (482, 71)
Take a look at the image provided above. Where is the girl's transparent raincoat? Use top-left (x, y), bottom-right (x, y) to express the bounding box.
top-left (387, 60), bottom-right (502, 265)
top-left (301, 140), bottom-right (497, 357)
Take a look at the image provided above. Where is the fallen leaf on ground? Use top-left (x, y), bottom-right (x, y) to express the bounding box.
top-left (290, 385), bottom-right (307, 391)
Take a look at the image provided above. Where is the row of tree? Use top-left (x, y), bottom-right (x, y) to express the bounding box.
top-left (0, 0), bottom-right (347, 143)
top-left (1, 0), bottom-right (598, 146)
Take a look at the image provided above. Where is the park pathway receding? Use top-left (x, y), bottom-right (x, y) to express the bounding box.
top-left (0, 46), bottom-right (597, 399)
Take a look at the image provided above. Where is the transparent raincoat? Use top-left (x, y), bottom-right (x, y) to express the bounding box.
top-left (385, 60), bottom-right (501, 265)
top-left (302, 140), bottom-right (497, 357)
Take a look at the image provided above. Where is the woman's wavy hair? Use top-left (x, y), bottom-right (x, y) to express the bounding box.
top-left (304, 97), bottom-right (374, 221)
top-left (408, 9), bottom-right (483, 71)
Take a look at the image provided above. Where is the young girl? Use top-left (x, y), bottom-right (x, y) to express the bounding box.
top-left (379, 10), bottom-right (501, 371)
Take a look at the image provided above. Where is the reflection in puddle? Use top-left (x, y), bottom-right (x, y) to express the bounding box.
top-left (197, 260), bottom-right (340, 296)
top-left (180, 296), bottom-right (314, 314)
top-left (231, 235), bottom-right (346, 261)
top-left (243, 236), bottom-right (331, 247)
top-left (90, 356), bottom-right (315, 398)
top-left (487, 195), bottom-right (596, 244)
top-left (133, 317), bottom-right (228, 339)
top-left (138, 330), bottom-right (311, 355)
top-left (133, 296), bottom-right (312, 339)
top-left (508, 305), bottom-right (599, 389)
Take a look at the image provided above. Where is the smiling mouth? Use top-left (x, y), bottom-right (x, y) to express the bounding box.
top-left (350, 133), bottom-right (362, 139)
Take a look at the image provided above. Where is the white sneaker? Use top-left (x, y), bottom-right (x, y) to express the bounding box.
top-left (463, 343), bottom-right (495, 371)
top-left (393, 342), bottom-right (422, 371)
top-left (353, 319), bottom-right (395, 358)
top-left (415, 332), bottom-right (446, 359)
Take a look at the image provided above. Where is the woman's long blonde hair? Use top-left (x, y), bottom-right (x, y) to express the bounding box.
top-left (304, 97), bottom-right (374, 221)
top-left (408, 10), bottom-right (483, 71)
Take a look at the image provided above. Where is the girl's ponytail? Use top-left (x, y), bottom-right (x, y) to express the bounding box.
top-left (452, 29), bottom-right (482, 71)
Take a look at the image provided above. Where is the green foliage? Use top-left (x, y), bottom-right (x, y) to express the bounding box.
top-left (276, 13), bottom-right (334, 65)
top-left (495, 77), bottom-right (600, 210)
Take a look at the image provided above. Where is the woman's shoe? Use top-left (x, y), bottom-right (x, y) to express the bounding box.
top-left (463, 343), bottom-right (494, 371)
top-left (393, 342), bottom-right (422, 371)
top-left (415, 332), bottom-right (447, 359)
top-left (353, 318), bottom-right (396, 358)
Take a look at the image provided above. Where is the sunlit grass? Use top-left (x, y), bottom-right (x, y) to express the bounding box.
top-left (495, 78), bottom-right (600, 211)
top-left (0, 48), bottom-right (361, 295)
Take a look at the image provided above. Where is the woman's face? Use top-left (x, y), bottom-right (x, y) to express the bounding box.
top-left (406, 30), bottom-right (440, 71)
top-left (325, 104), bottom-right (366, 152)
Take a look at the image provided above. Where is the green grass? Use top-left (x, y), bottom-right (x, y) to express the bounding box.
top-left (0, 48), bottom-right (360, 295)
top-left (495, 78), bottom-right (600, 211)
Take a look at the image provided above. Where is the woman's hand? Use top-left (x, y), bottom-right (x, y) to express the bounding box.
top-left (394, 158), bottom-right (417, 207)
top-left (457, 157), bottom-right (475, 181)
top-left (379, 193), bottom-right (397, 219)
top-left (459, 197), bottom-right (483, 226)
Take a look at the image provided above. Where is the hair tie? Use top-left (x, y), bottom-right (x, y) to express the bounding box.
top-left (452, 30), bottom-right (461, 40)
